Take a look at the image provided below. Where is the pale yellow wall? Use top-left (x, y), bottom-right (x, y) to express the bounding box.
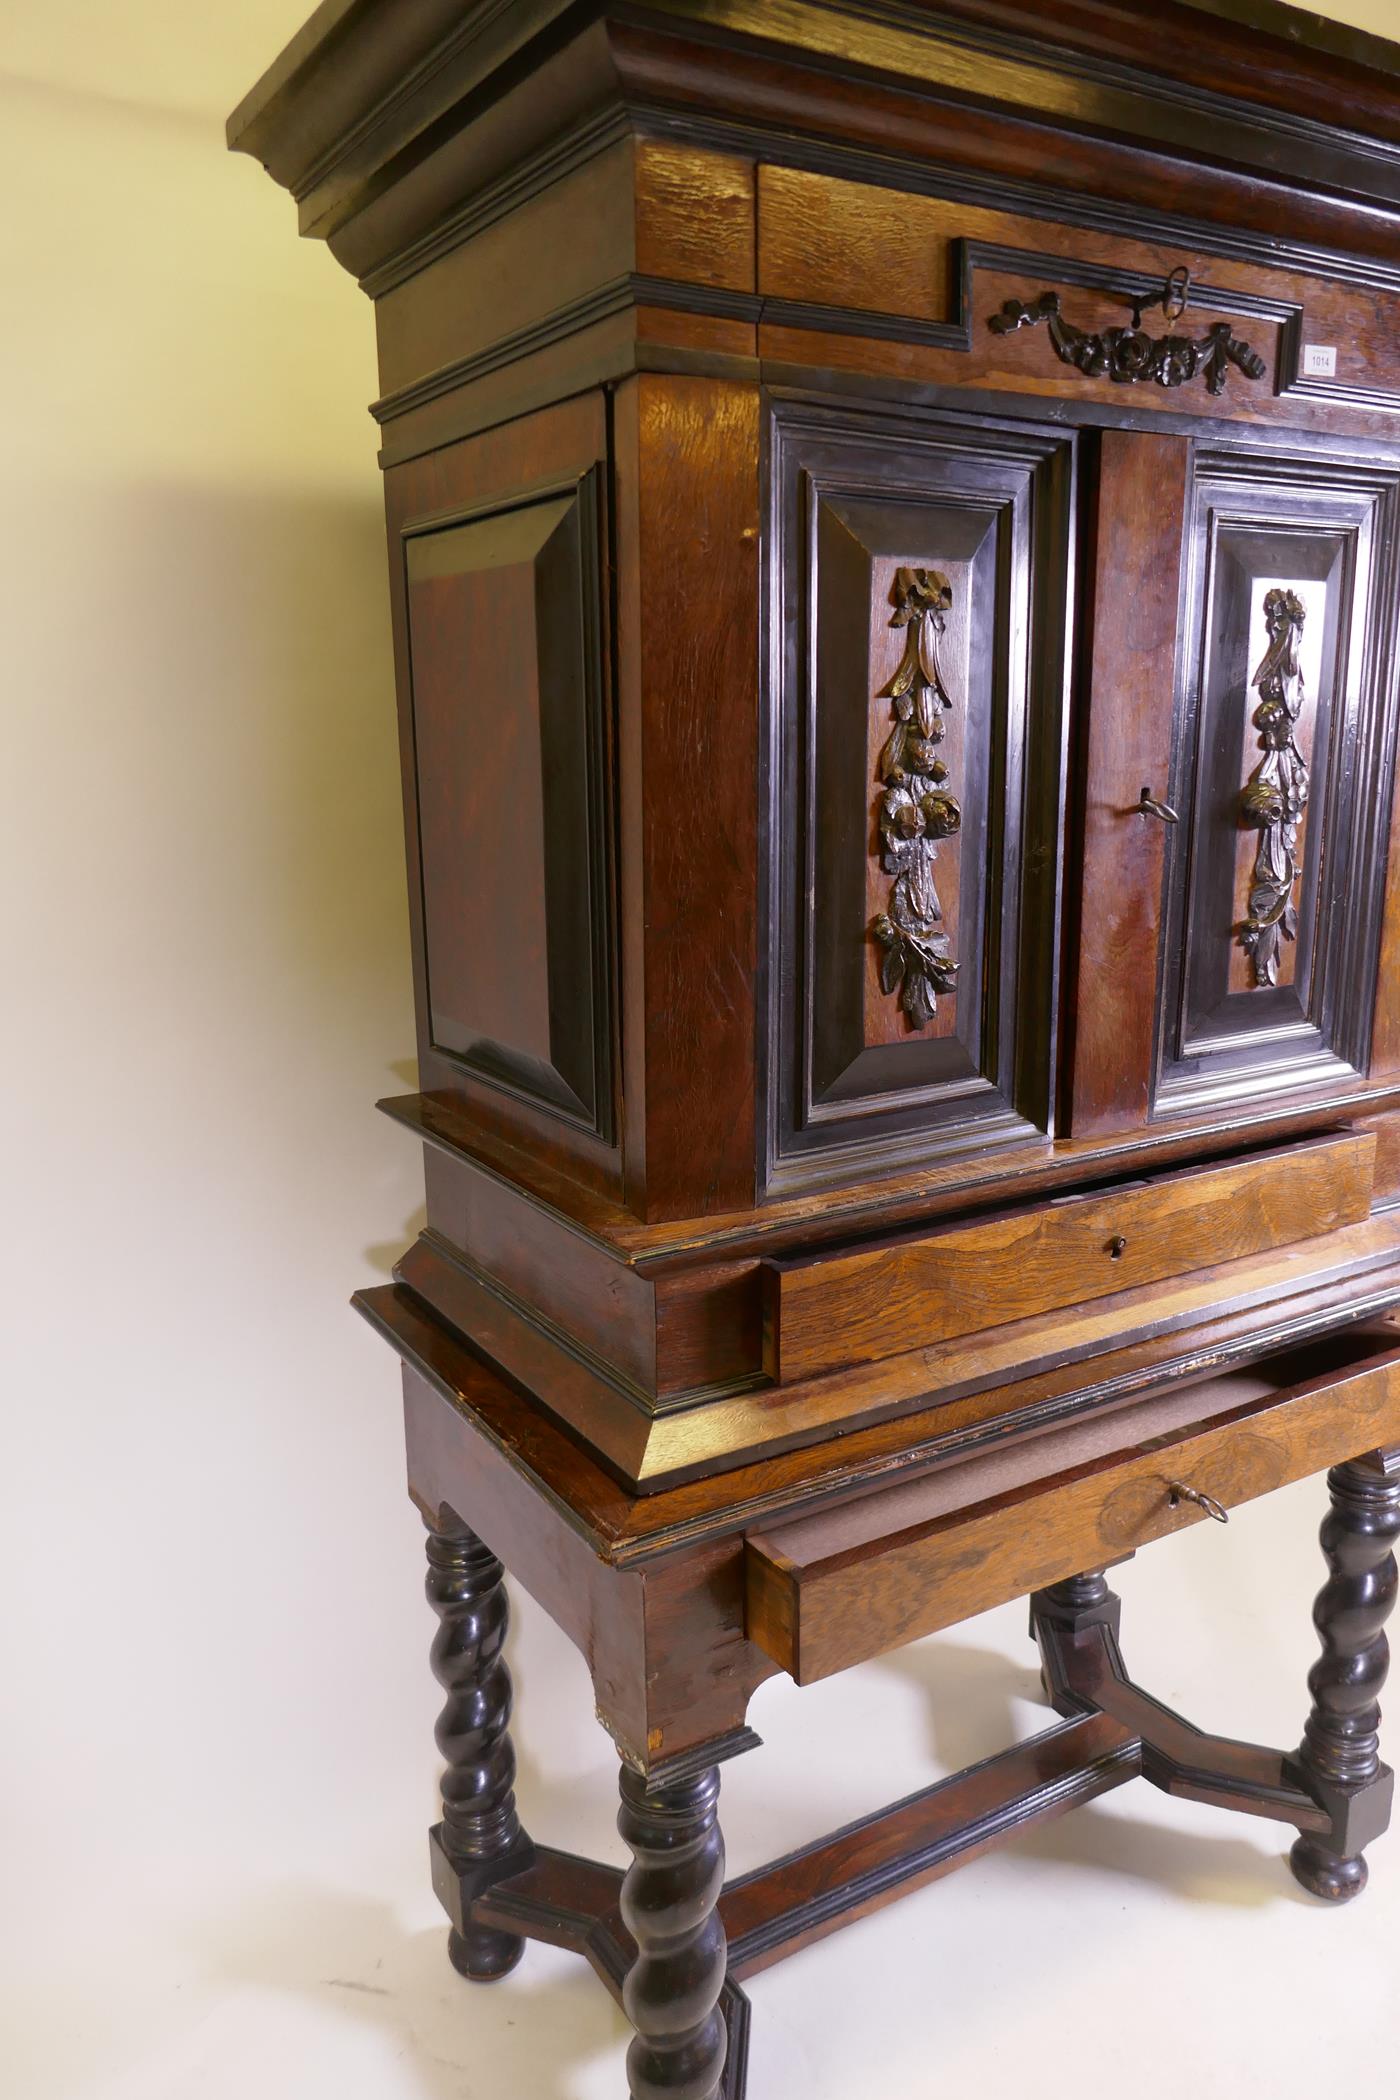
top-left (0, 9), bottom-right (443, 2082)
top-left (1, 5), bottom-right (1398, 2095)
top-left (1297, 0), bottom-right (1400, 31)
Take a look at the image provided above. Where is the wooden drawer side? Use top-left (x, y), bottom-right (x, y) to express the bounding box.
top-left (765, 1129), bottom-right (1375, 1383)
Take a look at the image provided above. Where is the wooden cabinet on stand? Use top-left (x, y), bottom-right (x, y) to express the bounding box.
top-left (231, 3), bottom-right (1400, 2090)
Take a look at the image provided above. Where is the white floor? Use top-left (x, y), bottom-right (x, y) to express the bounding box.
top-left (11, 1471), bottom-right (1399, 2100)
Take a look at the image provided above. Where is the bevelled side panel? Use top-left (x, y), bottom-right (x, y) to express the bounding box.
top-left (404, 467), bottom-right (613, 1139)
top-left (1154, 447), bottom-right (1400, 1117)
top-left (764, 391), bottom-right (1074, 1192)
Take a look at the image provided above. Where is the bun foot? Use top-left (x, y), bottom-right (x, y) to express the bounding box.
top-left (1290, 1838), bottom-right (1369, 1904)
top-left (448, 1924), bottom-right (526, 1982)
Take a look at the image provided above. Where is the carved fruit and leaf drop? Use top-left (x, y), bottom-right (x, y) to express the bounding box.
top-left (1238, 587), bottom-right (1310, 988)
top-left (871, 566), bottom-right (961, 1029)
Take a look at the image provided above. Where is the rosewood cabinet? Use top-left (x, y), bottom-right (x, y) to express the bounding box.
top-left (232, 2), bottom-right (1400, 2092)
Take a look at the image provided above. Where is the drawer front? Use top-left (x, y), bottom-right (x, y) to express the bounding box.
top-left (765, 1128), bottom-right (1374, 1382)
top-left (746, 1328), bottom-right (1400, 1685)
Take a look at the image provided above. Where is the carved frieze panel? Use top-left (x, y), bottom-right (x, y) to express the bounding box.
top-left (1154, 448), bottom-right (1400, 1117)
top-left (765, 393), bottom-right (1074, 1193)
top-left (989, 271), bottom-right (1267, 398)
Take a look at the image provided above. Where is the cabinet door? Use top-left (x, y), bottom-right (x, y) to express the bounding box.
top-left (1065, 430), bottom-right (1191, 1137)
top-left (764, 392), bottom-right (1074, 1194)
top-left (1069, 432), bottom-right (1400, 1135)
top-left (1158, 445), bottom-right (1400, 1116)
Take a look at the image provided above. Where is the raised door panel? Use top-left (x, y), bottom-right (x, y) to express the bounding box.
top-left (403, 467), bottom-right (614, 1140)
top-left (765, 393), bottom-right (1074, 1192)
top-left (1153, 447), bottom-right (1400, 1117)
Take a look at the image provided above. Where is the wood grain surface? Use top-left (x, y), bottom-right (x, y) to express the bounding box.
top-left (767, 1130), bottom-right (1375, 1382)
top-left (1065, 429), bottom-right (1189, 1136)
top-left (614, 373), bottom-right (761, 1220)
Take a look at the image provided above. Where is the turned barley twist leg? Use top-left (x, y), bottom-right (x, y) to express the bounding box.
top-left (425, 1514), bottom-right (529, 1979)
top-left (1291, 1458), bottom-right (1400, 1902)
top-left (618, 1765), bottom-right (728, 2100)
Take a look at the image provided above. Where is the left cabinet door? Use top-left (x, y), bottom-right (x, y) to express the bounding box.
top-left (764, 392), bottom-right (1076, 1196)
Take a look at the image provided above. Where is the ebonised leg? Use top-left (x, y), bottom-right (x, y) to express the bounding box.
top-left (425, 1512), bottom-right (534, 1979)
top-left (1031, 1569), bottom-right (1122, 1705)
top-left (618, 1764), bottom-right (728, 2100)
top-left (1291, 1457), bottom-right (1400, 1902)
top-left (1034, 1570), bottom-right (1121, 1632)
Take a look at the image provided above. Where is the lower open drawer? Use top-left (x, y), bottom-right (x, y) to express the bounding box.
top-left (745, 1322), bottom-right (1400, 1684)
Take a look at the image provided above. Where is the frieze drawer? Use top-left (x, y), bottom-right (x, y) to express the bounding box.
top-left (746, 1322), bottom-right (1400, 1684)
top-left (763, 1129), bottom-right (1375, 1383)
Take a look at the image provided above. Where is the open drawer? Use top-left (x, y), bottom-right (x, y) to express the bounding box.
top-left (745, 1321), bottom-right (1400, 1684)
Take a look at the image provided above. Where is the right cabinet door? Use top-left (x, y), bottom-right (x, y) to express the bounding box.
top-left (1158, 442), bottom-right (1400, 1118)
top-left (1070, 430), bottom-right (1400, 1135)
